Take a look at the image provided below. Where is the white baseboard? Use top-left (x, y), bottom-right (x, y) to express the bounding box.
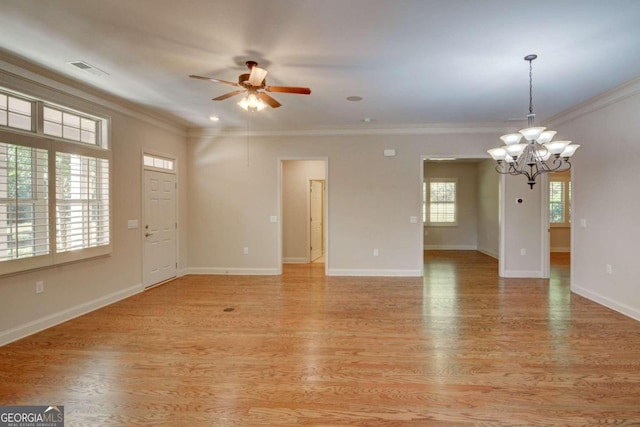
top-left (423, 245), bottom-right (477, 250)
top-left (327, 269), bottom-right (422, 277)
top-left (551, 247), bottom-right (571, 253)
top-left (501, 270), bottom-right (544, 278)
top-left (572, 283), bottom-right (640, 322)
top-left (0, 283), bottom-right (143, 347)
top-left (283, 257), bottom-right (309, 264)
top-left (177, 268), bottom-right (189, 277)
top-left (185, 267), bottom-right (280, 275)
top-left (477, 248), bottom-right (499, 259)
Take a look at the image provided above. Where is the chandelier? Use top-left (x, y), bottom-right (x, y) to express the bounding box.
top-left (488, 54), bottom-right (579, 189)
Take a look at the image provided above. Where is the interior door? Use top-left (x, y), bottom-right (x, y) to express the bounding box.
top-left (310, 179), bottom-right (324, 262)
top-left (143, 170), bottom-right (177, 287)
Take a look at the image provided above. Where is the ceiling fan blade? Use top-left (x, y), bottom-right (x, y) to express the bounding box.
top-left (212, 90), bottom-right (245, 101)
top-left (189, 75), bottom-right (240, 87)
top-left (248, 66), bottom-right (268, 86)
top-left (266, 86), bottom-right (311, 95)
top-left (257, 92), bottom-right (281, 108)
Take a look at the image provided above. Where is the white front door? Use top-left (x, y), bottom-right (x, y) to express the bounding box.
top-left (310, 179), bottom-right (324, 262)
top-left (143, 170), bottom-right (177, 287)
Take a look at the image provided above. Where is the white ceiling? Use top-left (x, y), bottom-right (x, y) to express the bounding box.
top-left (1, 0), bottom-right (640, 131)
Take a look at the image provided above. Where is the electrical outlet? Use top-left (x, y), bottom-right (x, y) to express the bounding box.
top-left (35, 281), bottom-right (44, 294)
top-left (520, 248), bottom-right (526, 256)
top-left (243, 247), bottom-right (249, 255)
top-left (606, 264), bottom-right (612, 275)
top-left (373, 249), bottom-right (379, 256)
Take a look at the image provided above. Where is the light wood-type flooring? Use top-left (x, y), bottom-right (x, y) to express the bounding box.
top-left (1, 251), bottom-right (640, 426)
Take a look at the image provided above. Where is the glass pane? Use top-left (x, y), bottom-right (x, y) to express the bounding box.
top-left (44, 107), bottom-right (63, 123)
top-left (8, 97), bottom-right (31, 115)
top-left (8, 112), bottom-right (32, 131)
top-left (143, 155), bottom-right (154, 167)
top-left (62, 112), bottom-right (80, 128)
top-left (43, 121), bottom-right (63, 137)
top-left (80, 117), bottom-right (96, 131)
top-left (0, 94), bottom-right (6, 109)
top-left (80, 130), bottom-right (96, 144)
top-left (0, 112), bottom-right (6, 127)
top-left (63, 126), bottom-right (81, 141)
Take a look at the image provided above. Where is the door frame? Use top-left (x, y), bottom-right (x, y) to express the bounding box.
top-left (142, 151), bottom-right (179, 288)
top-left (308, 178), bottom-right (326, 262)
top-left (278, 157), bottom-right (329, 275)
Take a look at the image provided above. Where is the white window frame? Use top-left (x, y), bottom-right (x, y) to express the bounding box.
top-left (549, 173), bottom-right (571, 228)
top-left (426, 178), bottom-right (458, 227)
top-left (0, 87), bottom-right (111, 276)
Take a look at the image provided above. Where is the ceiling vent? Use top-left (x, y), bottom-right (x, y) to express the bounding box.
top-left (66, 61), bottom-right (109, 77)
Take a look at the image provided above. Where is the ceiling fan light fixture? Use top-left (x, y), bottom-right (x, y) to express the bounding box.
top-left (238, 93), bottom-right (266, 112)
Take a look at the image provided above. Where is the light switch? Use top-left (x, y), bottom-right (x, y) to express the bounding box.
top-left (270, 216), bottom-right (277, 223)
top-left (409, 216), bottom-right (418, 224)
top-left (128, 220), bottom-right (139, 229)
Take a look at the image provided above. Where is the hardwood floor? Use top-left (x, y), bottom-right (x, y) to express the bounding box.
top-left (1, 251), bottom-right (639, 426)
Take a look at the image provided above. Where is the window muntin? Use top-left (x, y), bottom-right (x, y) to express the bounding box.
top-left (427, 179), bottom-right (457, 226)
top-left (0, 93), bottom-right (33, 131)
top-left (0, 143), bottom-right (49, 262)
top-left (43, 106), bottom-right (98, 145)
top-left (143, 154), bottom-right (174, 171)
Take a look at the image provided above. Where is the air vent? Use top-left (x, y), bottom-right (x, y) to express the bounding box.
top-left (66, 61), bottom-right (109, 77)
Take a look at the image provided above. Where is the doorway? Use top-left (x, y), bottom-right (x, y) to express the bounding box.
top-left (309, 179), bottom-right (325, 262)
top-left (143, 167), bottom-right (177, 288)
top-left (280, 159), bottom-right (328, 272)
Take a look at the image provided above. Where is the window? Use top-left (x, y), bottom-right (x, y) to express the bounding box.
top-left (43, 106), bottom-right (98, 145)
top-left (56, 153), bottom-right (109, 253)
top-left (0, 87), bottom-right (110, 275)
top-left (425, 179), bottom-right (457, 225)
top-left (0, 143), bottom-right (49, 262)
top-left (0, 93), bottom-right (33, 131)
top-left (549, 172), bottom-right (571, 227)
top-left (143, 154), bottom-right (174, 171)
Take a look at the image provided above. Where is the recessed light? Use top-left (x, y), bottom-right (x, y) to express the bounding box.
top-left (209, 115), bottom-right (220, 122)
top-left (346, 96), bottom-right (363, 102)
top-left (362, 117), bottom-right (374, 123)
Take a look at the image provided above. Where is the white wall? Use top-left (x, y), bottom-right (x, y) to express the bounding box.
top-left (550, 78), bottom-right (640, 320)
top-left (476, 160), bottom-right (500, 258)
top-left (0, 58), bottom-right (188, 345)
top-left (282, 160), bottom-right (325, 263)
top-left (186, 132), bottom-right (500, 276)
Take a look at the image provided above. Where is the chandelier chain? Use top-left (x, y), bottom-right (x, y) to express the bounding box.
top-left (528, 58), bottom-right (534, 115)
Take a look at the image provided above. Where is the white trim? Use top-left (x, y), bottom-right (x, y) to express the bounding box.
top-left (571, 284), bottom-right (640, 322)
top-left (327, 269), bottom-right (422, 277)
top-left (423, 245), bottom-right (477, 250)
top-left (477, 248), bottom-right (499, 259)
top-left (0, 283), bottom-right (143, 346)
top-left (540, 173), bottom-right (550, 279)
top-left (501, 270), bottom-right (545, 278)
top-left (283, 257), bottom-right (309, 264)
top-left (0, 54), bottom-right (186, 137)
top-left (185, 267), bottom-right (280, 275)
top-left (189, 123), bottom-right (513, 138)
top-left (498, 174), bottom-right (506, 277)
top-left (177, 268), bottom-right (189, 277)
top-left (545, 74), bottom-right (640, 128)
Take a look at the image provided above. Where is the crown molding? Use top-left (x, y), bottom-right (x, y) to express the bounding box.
top-left (187, 122), bottom-right (511, 139)
top-left (545, 75), bottom-right (640, 127)
top-left (0, 51), bottom-right (187, 137)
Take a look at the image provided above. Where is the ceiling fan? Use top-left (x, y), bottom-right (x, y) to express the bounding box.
top-left (189, 61), bottom-right (311, 110)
